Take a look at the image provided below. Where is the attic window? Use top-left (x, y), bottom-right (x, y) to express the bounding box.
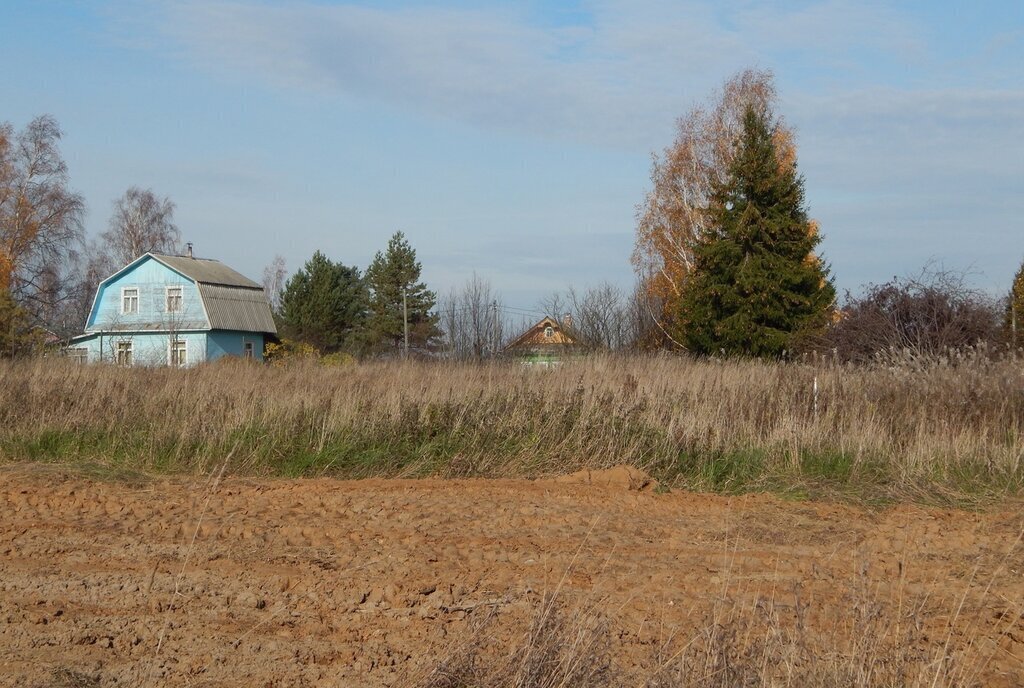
top-left (544, 326), bottom-right (554, 339)
top-left (121, 287), bottom-right (139, 314)
top-left (166, 286), bottom-right (183, 313)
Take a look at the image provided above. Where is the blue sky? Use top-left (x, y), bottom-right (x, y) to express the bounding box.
top-left (1, 0), bottom-right (1021, 309)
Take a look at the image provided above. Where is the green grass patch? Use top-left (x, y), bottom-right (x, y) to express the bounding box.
top-left (663, 448), bottom-right (769, 493)
top-left (2, 418), bottom-right (1021, 508)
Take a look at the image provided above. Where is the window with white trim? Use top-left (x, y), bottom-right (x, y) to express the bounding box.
top-left (243, 341), bottom-right (254, 359)
top-left (170, 340), bottom-right (187, 367)
top-left (166, 286), bottom-right (183, 313)
top-left (121, 287), bottom-right (139, 314)
top-left (544, 326), bottom-right (554, 339)
top-left (67, 347), bottom-right (88, 364)
top-left (116, 341), bottom-right (133, 366)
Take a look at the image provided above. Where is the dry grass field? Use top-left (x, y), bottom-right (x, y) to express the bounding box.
top-left (1, 355), bottom-right (1022, 686)
top-left (2, 354), bottom-right (1022, 502)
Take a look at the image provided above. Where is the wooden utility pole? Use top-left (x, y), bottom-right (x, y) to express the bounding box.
top-left (491, 300), bottom-right (498, 357)
top-left (402, 287), bottom-right (409, 358)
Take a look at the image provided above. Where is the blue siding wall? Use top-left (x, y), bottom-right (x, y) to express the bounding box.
top-left (87, 257), bottom-right (207, 331)
top-left (207, 330), bottom-right (265, 361)
top-left (68, 332), bottom-right (209, 366)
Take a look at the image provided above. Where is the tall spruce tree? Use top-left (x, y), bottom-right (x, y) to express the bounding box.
top-left (365, 232), bottom-right (440, 353)
top-left (678, 105), bottom-right (835, 357)
top-left (279, 251), bottom-right (368, 353)
top-left (1009, 258), bottom-right (1024, 348)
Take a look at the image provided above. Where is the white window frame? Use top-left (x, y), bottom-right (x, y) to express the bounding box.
top-left (544, 326), bottom-right (554, 339)
top-left (169, 339), bottom-right (187, 368)
top-left (121, 287), bottom-right (139, 315)
top-left (165, 285), bottom-right (183, 313)
top-left (116, 341), bottom-right (133, 366)
top-left (67, 347), bottom-right (88, 364)
top-left (243, 341), bottom-right (254, 359)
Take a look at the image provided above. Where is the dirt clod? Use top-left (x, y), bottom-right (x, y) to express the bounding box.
top-left (551, 464), bottom-right (658, 491)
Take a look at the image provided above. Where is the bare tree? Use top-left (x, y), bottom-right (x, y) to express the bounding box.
top-left (632, 69), bottom-right (797, 348)
top-left (0, 115), bottom-right (85, 326)
top-left (541, 283), bottom-right (637, 351)
top-left (262, 254), bottom-right (287, 314)
top-left (629, 274), bottom-right (668, 350)
top-left (539, 291), bottom-right (568, 326)
top-left (573, 283), bottom-right (633, 351)
top-left (102, 186), bottom-right (180, 265)
top-left (59, 239), bottom-right (118, 334)
top-left (440, 273), bottom-right (506, 360)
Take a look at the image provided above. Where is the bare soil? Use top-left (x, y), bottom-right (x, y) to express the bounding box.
top-left (1, 466), bottom-right (1022, 687)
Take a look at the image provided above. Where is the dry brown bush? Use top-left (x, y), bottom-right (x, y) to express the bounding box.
top-left (824, 268), bottom-right (1006, 364)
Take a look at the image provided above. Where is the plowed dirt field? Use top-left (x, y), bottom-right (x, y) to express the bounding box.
top-left (1, 466), bottom-right (1022, 687)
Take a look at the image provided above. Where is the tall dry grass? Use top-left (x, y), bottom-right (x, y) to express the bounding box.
top-left (418, 523), bottom-right (1024, 687)
top-left (418, 577), bottom-right (1021, 688)
top-left (1, 353), bottom-right (1021, 501)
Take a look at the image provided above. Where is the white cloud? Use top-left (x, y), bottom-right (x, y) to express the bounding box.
top-left (733, 0), bottom-right (925, 58)
top-left (125, 0), bottom-right (942, 148)
top-left (794, 88), bottom-right (1024, 193)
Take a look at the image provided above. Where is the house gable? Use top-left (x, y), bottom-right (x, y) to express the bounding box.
top-left (505, 316), bottom-right (577, 351)
top-left (86, 255), bottom-right (209, 333)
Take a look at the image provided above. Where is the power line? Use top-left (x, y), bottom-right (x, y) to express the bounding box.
top-left (437, 303), bottom-right (550, 318)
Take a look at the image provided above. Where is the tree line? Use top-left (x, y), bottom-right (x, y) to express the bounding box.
top-left (3, 73), bottom-right (1022, 361)
top-left (266, 69), bottom-right (1024, 363)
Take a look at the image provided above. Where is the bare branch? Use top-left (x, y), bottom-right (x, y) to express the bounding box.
top-left (101, 187), bottom-right (180, 265)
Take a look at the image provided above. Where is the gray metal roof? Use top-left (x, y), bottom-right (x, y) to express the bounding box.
top-left (198, 283), bottom-right (278, 334)
top-left (151, 253), bottom-right (263, 289)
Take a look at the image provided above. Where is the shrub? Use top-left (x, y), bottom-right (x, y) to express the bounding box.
top-left (264, 338), bottom-right (319, 366)
top-left (824, 267), bottom-right (1003, 363)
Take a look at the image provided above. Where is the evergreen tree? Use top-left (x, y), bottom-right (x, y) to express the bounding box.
top-left (365, 232), bottom-right (440, 353)
top-left (1008, 258), bottom-right (1024, 348)
top-left (678, 105), bottom-right (835, 357)
top-left (279, 251), bottom-right (368, 353)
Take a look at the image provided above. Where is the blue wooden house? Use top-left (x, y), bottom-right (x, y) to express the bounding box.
top-left (67, 251), bottom-right (277, 366)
